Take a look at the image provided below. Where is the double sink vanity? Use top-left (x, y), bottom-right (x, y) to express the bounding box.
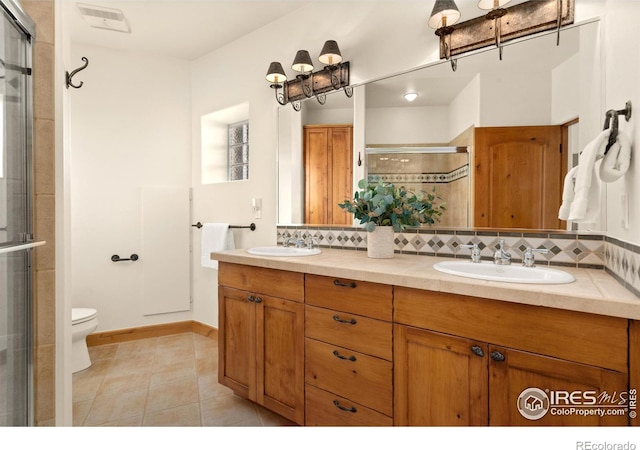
top-left (213, 245), bottom-right (640, 426)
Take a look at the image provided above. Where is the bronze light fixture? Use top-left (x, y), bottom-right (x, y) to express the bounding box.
top-left (427, 0), bottom-right (461, 71)
top-left (266, 40), bottom-right (352, 111)
top-left (429, 0), bottom-right (575, 71)
top-left (477, 0), bottom-right (511, 60)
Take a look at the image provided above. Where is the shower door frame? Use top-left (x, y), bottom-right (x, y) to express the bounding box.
top-left (0, 0), bottom-right (36, 426)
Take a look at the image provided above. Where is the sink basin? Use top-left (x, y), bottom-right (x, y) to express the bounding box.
top-left (433, 260), bottom-right (575, 284)
top-left (247, 246), bottom-right (321, 257)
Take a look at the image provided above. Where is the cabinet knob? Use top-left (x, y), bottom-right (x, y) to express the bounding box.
top-left (254, 296), bottom-right (263, 303)
top-left (470, 345), bottom-right (485, 357)
top-left (490, 350), bottom-right (506, 362)
top-left (333, 400), bottom-right (357, 413)
top-left (247, 295), bottom-right (255, 302)
top-left (333, 314), bottom-right (357, 325)
top-left (332, 350), bottom-right (357, 362)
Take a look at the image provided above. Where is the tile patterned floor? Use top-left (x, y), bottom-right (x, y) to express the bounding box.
top-left (72, 332), bottom-right (295, 426)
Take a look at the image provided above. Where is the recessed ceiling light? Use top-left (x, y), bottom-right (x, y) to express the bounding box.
top-left (403, 92), bottom-right (418, 102)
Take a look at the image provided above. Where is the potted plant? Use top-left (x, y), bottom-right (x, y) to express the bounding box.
top-left (339, 179), bottom-right (446, 258)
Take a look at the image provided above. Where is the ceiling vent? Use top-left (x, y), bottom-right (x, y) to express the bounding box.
top-left (77, 3), bottom-right (131, 33)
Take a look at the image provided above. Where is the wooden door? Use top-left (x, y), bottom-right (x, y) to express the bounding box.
top-left (489, 346), bottom-right (629, 426)
top-left (256, 295), bottom-right (305, 425)
top-left (474, 126), bottom-right (563, 229)
top-left (394, 325), bottom-right (489, 426)
top-left (304, 125), bottom-right (353, 225)
top-left (218, 286), bottom-right (256, 400)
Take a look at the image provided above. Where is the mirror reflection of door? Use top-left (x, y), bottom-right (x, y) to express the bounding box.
top-left (473, 125), bottom-right (563, 229)
top-left (304, 124), bottom-right (353, 225)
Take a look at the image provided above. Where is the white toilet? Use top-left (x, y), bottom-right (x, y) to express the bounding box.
top-left (71, 308), bottom-right (99, 373)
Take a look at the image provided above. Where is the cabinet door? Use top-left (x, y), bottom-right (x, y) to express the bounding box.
top-left (394, 325), bottom-right (489, 426)
top-left (218, 287), bottom-right (256, 400)
top-left (489, 346), bottom-right (629, 426)
top-left (304, 125), bottom-right (353, 225)
top-left (256, 295), bottom-right (305, 425)
top-left (474, 125), bottom-right (562, 229)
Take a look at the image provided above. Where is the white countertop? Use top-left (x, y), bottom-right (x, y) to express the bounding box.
top-left (211, 248), bottom-right (640, 320)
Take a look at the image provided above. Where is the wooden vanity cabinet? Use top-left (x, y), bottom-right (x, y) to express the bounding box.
top-left (394, 287), bottom-right (629, 426)
top-left (304, 274), bottom-right (393, 426)
top-left (218, 263), bottom-right (305, 425)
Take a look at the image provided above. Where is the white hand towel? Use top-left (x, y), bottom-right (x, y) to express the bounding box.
top-left (201, 223), bottom-right (235, 269)
top-left (566, 128), bottom-right (610, 222)
top-left (599, 130), bottom-right (631, 183)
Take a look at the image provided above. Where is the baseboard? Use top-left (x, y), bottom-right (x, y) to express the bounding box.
top-left (86, 320), bottom-right (218, 347)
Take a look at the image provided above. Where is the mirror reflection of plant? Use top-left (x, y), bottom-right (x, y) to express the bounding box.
top-left (339, 179), bottom-right (446, 232)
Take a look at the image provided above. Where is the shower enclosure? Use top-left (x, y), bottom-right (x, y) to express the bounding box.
top-left (0, 0), bottom-right (39, 426)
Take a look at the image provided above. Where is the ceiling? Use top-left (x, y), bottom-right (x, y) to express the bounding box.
top-left (68, 0), bottom-right (581, 108)
top-left (68, 1), bottom-right (320, 61)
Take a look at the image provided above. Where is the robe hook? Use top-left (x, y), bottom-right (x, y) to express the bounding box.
top-left (66, 57), bottom-right (89, 89)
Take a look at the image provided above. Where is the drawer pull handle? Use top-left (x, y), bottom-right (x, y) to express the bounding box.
top-left (490, 350), bottom-right (506, 362)
top-left (333, 350), bottom-right (356, 362)
top-left (333, 400), bottom-right (357, 413)
top-left (333, 314), bottom-right (357, 325)
top-left (333, 279), bottom-right (357, 288)
top-left (470, 345), bottom-right (485, 357)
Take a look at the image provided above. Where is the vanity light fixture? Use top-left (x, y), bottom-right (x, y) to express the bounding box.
top-left (427, 0), bottom-right (461, 71)
top-left (266, 40), bottom-right (353, 112)
top-left (477, 0), bottom-right (511, 60)
top-left (403, 92), bottom-right (419, 102)
top-left (428, 0), bottom-right (575, 71)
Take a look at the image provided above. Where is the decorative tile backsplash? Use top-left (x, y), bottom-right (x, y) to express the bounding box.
top-left (277, 225), bottom-right (640, 298)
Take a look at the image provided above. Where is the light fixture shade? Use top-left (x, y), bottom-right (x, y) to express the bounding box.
top-left (266, 61), bottom-right (287, 84)
top-left (292, 50), bottom-right (314, 73)
top-left (477, 0), bottom-right (511, 10)
top-left (403, 92), bottom-right (419, 102)
top-left (319, 40), bottom-right (343, 66)
top-left (428, 0), bottom-right (461, 29)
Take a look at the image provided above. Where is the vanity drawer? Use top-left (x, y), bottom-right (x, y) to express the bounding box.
top-left (218, 262), bottom-right (304, 302)
top-left (305, 274), bottom-right (392, 321)
top-left (305, 305), bottom-right (392, 361)
top-left (305, 385), bottom-right (392, 426)
top-left (305, 338), bottom-right (393, 416)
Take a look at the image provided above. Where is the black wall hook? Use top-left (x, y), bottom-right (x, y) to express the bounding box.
top-left (66, 57), bottom-right (89, 89)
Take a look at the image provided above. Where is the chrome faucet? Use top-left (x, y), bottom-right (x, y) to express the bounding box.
top-left (283, 233), bottom-right (304, 248)
top-left (493, 239), bottom-right (511, 265)
top-left (304, 236), bottom-right (316, 249)
top-left (522, 247), bottom-right (549, 267)
top-left (460, 243), bottom-right (481, 263)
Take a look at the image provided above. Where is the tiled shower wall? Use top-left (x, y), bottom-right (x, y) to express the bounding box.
top-left (23, 0), bottom-right (56, 426)
top-left (277, 226), bottom-right (640, 298)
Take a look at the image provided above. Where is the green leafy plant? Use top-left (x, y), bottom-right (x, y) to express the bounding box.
top-left (339, 179), bottom-right (446, 232)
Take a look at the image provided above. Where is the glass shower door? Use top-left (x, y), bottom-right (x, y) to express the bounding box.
top-left (0, 0), bottom-right (37, 427)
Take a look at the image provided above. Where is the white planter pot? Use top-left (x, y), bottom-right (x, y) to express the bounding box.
top-left (367, 226), bottom-right (395, 259)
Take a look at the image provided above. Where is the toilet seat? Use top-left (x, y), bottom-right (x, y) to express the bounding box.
top-left (72, 308), bottom-right (97, 325)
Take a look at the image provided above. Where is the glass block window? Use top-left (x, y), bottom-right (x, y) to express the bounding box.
top-left (228, 121), bottom-right (249, 181)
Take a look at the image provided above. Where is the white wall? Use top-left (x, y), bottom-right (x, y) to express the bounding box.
top-left (69, 44), bottom-right (192, 331)
top-left (365, 106), bottom-right (450, 144)
top-left (448, 74), bottom-right (481, 140)
top-left (552, 54), bottom-right (580, 124)
top-left (602, 0), bottom-right (640, 243)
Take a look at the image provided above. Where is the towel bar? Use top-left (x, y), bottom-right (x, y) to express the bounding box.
top-left (191, 222), bottom-right (256, 231)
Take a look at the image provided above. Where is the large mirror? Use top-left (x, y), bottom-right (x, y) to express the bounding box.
top-left (278, 20), bottom-right (601, 231)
